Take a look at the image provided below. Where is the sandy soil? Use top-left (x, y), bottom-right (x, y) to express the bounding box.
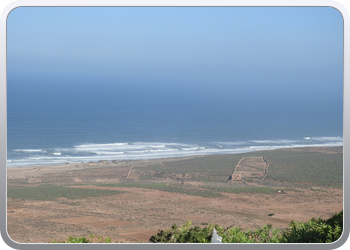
top-left (6, 152), bottom-right (343, 243)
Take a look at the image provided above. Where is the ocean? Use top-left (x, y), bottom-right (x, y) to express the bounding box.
top-left (7, 73), bottom-right (343, 168)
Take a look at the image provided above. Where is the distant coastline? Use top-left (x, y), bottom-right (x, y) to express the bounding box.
top-left (7, 146), bottom-right (343, 181)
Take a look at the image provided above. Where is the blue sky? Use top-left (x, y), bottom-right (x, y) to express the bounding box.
top-left (7, 7), bottom-right (343, 107)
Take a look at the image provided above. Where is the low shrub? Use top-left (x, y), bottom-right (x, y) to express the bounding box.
top-left (281, 210), bottom-right (343, 243)
top-left (149, 210), bottom-right (343, 243)
top-left (8, 184), bottom-right (125, 201)
top-left (49, 234), bottom-right (112, 243)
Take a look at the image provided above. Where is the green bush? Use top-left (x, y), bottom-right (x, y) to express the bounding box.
top-left (149, 210), bottom-right (343, 243)
top-left (49, 234), bottom-right (112, 243)
top-left (149, 221), bottom-right (283, 243)
top-left (149, 221), bottom-right (214, 243)
top-left (281, 210), bottom-right (343, 243)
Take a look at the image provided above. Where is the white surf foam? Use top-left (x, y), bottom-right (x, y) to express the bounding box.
top-left (13, 149), bottom-right (43, 152)
top-left (7, 137), bottom-right (343, 168)
top-left (311, 136), bottom-right (343, 141)
top-left (250, 139), bottom-right (297, 144)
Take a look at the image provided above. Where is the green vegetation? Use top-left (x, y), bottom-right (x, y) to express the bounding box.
top-left (149, 221), bottom-right (283, 243)
top-left (94, 183), bottom-right (223, 198)
top-left (7, 184), bottom-right (125, 201)
top-left (131, 148), bottom-right (343, 187)
top-left (138, 174), bottom-right (157, 180)
top-left (149, 210), bottom-right (343, 243)
top-left (135, 154), bottom-right (244, 182)
top-left (211, 186), bottom-right (277, 194)
top-left (91, 183), bottom-right (285, 197)
top-left (281, 211), bottom-right (343, 243)
top-left (18, 148), bottom-right (342, 188)
top-left (49, 234), bottom-right (112, 243)
top-left (262, 151), bottom-right (343, 187)
top-left (283, 188), bottom-right (304, 193)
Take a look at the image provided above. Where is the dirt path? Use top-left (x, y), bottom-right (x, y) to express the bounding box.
top-left (260, 157), bottom-right (269, 182)
top-left (229, 157), bottom-right (267, 181)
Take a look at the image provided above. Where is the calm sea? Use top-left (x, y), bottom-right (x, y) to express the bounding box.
top-left (7, 73), bottom-right (343, 167)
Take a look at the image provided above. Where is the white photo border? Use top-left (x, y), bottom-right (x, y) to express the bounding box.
top-left (1, 1), bottom-right (348, 249)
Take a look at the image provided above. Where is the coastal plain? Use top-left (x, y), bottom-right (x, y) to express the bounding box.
top-left (7, 146), bottom-right (343, 243)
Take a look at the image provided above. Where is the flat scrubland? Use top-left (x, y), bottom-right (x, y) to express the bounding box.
top-left (7, 146), bottom-right (343, 243)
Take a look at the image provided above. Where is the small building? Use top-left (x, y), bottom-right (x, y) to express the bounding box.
top-left (228, 174), bottom-right (242, 181)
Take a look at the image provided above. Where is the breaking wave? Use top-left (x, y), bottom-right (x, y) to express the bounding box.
top-left (7, 136), bottom-right (343, 167)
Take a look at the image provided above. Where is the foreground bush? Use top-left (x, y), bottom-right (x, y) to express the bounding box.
top-left (149, 210), bottom-right (343, 243)
top-left (281, 210), bottom-right (343, 243)
top-left (49, 234), bottom-right (112, 243)
top-left (149, 221), bottom-right (283, 243)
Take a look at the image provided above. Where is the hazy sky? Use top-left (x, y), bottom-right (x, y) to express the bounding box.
top-left (7, 7), bottom-right (343, 108)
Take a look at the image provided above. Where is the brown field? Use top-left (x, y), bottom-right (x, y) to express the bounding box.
top-left (6, 147), bottom-right (343, 243)
top-left (230, 157), bottom-right (267, 180)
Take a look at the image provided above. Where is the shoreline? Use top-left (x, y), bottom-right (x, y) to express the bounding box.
top-left (7, 137), bottom-right (343, 168)
top-left (7, 145), bottom-right (343, 180)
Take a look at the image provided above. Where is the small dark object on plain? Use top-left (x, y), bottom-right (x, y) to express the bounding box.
top-left (268, 213), bottom-right (275, 216)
